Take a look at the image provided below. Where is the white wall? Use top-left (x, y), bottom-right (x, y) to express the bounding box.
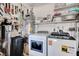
top-left (34, 4), bottom-right (55, 33)
top-left (33, 4), bottom-right (54, 17)
top-left (33, 4), bottom-right (55, 33)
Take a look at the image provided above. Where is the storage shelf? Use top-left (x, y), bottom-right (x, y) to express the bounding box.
top-left (53, 13), bottom-right (78, 18)
top-left (54, 4), bottom-right (79, 11)
top-left (35, 21), bottom-right (79, 25)
top-left (35, 13), bottom-right (79, 25)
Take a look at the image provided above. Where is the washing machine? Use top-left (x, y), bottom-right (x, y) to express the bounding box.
top-left (29, 33), bottom-right (48, 56)
top-left (48, 32), bottom-right (77, 56)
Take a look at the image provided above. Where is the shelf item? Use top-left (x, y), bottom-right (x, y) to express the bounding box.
top-left (54, 4), bottom-right (79, 11)
top-left (11, 5), bottom-right (14, 14)
top-left (0, 7), bottom-right (3, 12)
top-left (0, 12), bottom-right (3, 16)
top-left (4, 3), bottom-right (7, 13)
top-left (69, 27), bottom-right (76, 31)
top-left (69, 7), bottom-right (79, 12)
top-left (53, 17), bottom-right (62, 22)
top-left (54, 12), bottom-right (78, 18)
top-left (4, 3), bottom-right (11, 14)
top-left (64, 15), bottom-right (76, 21)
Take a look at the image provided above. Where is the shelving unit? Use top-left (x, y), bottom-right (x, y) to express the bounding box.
top-left (35, 20), bottom-right (79, 25)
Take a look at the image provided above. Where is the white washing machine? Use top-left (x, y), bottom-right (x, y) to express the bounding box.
top-left (29, 34), bottom-right (48, 56)
top-left (48, 35), bottom-right (77, 56)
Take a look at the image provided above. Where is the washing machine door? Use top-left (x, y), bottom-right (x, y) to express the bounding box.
top-left (29, 34), bottom-right (47, 56)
